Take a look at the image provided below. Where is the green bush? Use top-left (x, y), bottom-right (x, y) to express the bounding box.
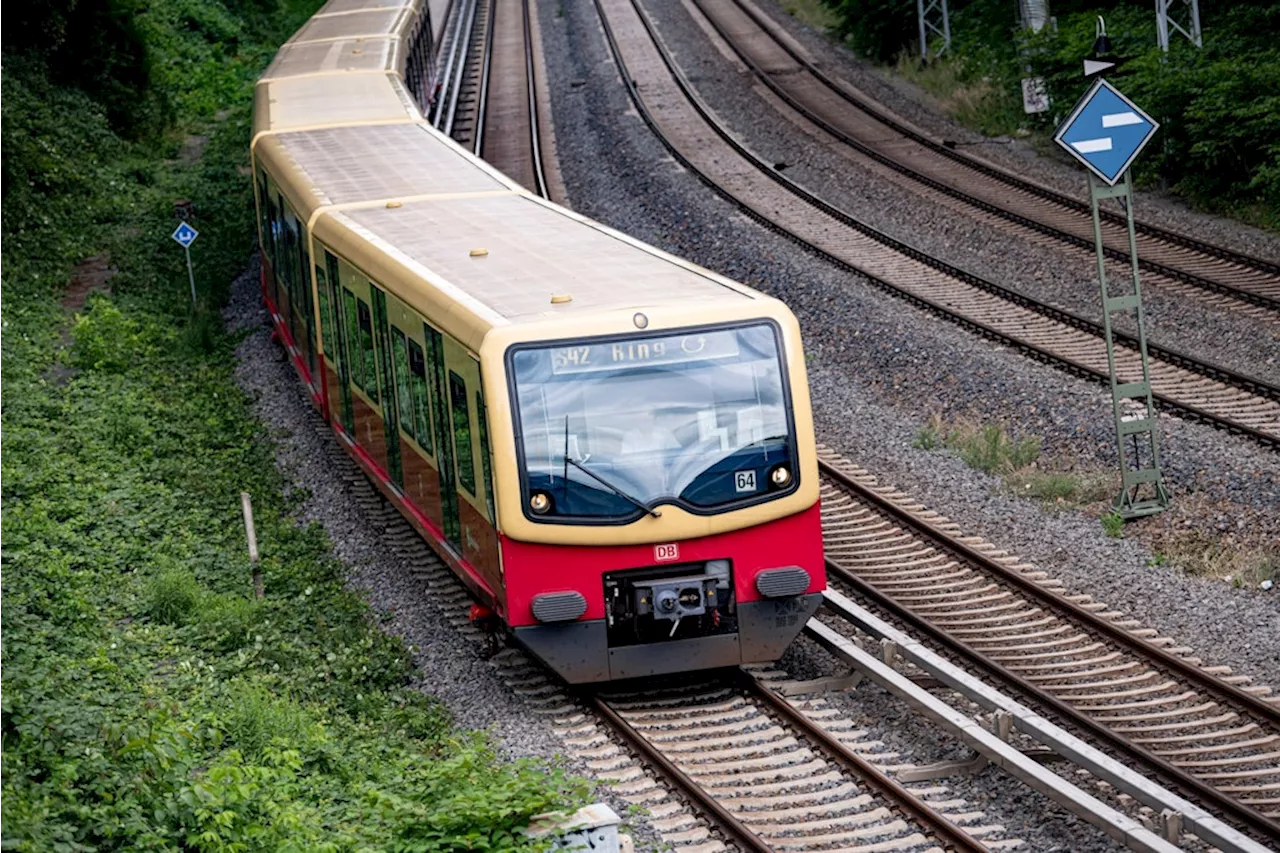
top-left (70, 297), bottom-right (157, 372)
top-left (146, 566), bottom-right (206, 625)
top-left (197, 593), bottom-right (268, 650)
top-left (822, 0), bottom-right (1280, 226)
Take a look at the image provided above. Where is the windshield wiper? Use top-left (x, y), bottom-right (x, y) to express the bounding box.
top-left (564, 455), bottom-right (661, 519)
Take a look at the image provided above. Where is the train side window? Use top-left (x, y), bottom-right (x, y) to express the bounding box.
top-left (316, 263), bottom-right (333, 356)
top-left (407, 339), bottom-right (433, 454)
top-left (256, 172), bottom-right (272, 264)
top-left (325, 253), bottom-right (355, 433)
top-left (448, 371), bottom-right (476, 495)
top-left (476, 389), bottom-right (495, 524)
top-left (391, 328), bottom-right (415, 440)
top-left (357, 298), bottom-right (379, 404)
top-left (342, 289), bottom-right (365, 392)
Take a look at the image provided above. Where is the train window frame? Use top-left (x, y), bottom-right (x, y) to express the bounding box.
top-left (504, 319), bottom-right (800, 526)
top-left (391, 327), bottom-right (416, 444)
top-left (407, 337), bottom-right (434, 455)
top-left (448, 370), bottom-right (476, 496)
top-left (476, 389), bottom-right (496, 524)
top-left (342, 288), bottom-right (366, 394)
top-left (356, 297), bottom-right (379, 404)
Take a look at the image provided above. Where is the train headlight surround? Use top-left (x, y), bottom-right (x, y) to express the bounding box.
top-left (769, 465), bottom-right (792, 488)
top-left (529, 491), bottom-right (552, 514)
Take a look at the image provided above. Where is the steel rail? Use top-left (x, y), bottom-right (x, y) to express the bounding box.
top-left (431, 0), bottom-right (471, 126)
top-left (693, 0), bottom-right (1278, 312)
top-left (587, 695), bottom-right (775, 853)
top-left (738, 672), bottom-right (993, 853)
top-left (592, 0), bottom-right (1280, 451)
top-left (718, 0), bottom-right (1280, 286)
top-left (521, 0), bottom-right (550, 199)
top-left (472, 0), bottom-right (497, 154)
top-left (441, 0), bottom-right (481, 135)
top-left (818, 460), bottom-right (1280, 844)
top-left (808, 599), bottom-right (1272, 853)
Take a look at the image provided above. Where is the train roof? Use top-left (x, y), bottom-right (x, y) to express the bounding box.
top-left (327, 192), bottom-right (751, 320)
top-left (261, 37), bottom-right (402, 82)
top-left (253, 0), bottom-right (764, 353)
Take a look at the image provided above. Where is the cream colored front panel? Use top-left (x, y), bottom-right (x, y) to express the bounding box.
top-left (478, 298), bottom-right (818, 546)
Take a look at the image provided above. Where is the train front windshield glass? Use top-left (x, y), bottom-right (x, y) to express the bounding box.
top-left (511, 323), bottom-right (795, 520)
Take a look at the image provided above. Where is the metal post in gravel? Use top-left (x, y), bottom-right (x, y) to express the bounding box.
top-left (241, 492), bottom-right (264, 599)
top-left (1054, 80), bottom-right (1170, 519)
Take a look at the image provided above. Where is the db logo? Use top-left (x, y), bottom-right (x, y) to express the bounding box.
top-left (654, 543), bottom-right (680, 562)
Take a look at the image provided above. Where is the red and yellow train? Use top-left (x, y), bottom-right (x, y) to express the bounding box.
top-left (250, 0), bottom-right (824, 682)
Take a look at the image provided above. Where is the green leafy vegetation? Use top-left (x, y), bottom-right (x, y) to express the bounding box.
top-left (818, 0), bottom-right (1280, 228)
top-left (1101, 511), bottom-right (1126, 538)
top-left (2, 0), bottom-right (586, 849)
top-left (913, 415), bottom-right (1040, 473)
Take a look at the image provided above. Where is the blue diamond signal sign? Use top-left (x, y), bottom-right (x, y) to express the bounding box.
top-left (172, 221), bottom-right (199, 248)
top-left (1054, 78), bottom-right (1158, 186)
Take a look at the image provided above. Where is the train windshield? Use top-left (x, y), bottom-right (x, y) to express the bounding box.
top-left (510, 322), bottom-right (796, 521)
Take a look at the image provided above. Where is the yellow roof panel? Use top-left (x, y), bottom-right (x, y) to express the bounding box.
top-left (316, 0), bottom-right (414, 13)
top-left (262, 37), bottom-right (399, 80)
top-left (269, 123), bottom-right (513, 207)
top-left (338, 195), bottom-right (750, 322)
top-left (254, 73), bottom-right (419, 134)
top-left (289, 8), bottom-right (412, 43)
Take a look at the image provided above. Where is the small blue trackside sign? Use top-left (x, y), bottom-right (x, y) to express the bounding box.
top-left (172, 221), bottom-right (199, 248)
top-left (1054, 78), bottom-right (1158, 186)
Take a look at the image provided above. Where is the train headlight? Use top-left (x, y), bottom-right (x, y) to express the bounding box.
top-left (529, 491), bottom-right (552, 514)
top-left (770, 465), bottom-right (792, 488)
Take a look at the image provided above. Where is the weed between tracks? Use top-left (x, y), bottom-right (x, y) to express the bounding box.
top-left (2, 1), bottom-right (585, 848)
top-left (914, 415), bottom-right (1115, 508)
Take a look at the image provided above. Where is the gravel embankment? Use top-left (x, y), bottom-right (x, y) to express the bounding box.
top-left (537, 0), bottom-right (1279, 689)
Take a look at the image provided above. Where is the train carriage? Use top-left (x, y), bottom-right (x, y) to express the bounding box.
top-left (251, 0), bottom-right (825, 682)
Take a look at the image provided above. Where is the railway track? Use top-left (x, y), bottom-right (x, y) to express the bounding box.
top-left (432, 0), bottom-right (488, 141)
top-left (688, 0), bottom-right (1280, 314)
top-left (817, 446), bottom-right (1280, 846)
top-left (299, 393), bottom-right (1271, 852)
top-left (591, 0), bottom-right (1280, 448)
top-left (591, 679), bottom-right (995, 853)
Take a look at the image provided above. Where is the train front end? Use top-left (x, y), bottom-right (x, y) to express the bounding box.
top-left (482, 299), bottom-right (824, 683)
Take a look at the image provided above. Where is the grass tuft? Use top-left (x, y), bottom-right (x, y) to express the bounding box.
top-left (146, 567), bottom-right (206, 625)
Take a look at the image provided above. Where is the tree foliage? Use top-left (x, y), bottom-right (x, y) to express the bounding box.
top-left (821, 0), bottom-right (1280, 225)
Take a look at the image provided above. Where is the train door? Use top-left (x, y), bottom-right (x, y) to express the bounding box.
top-left (316, 249), bottom-right (355, 433)
top-left (298, 227), bottom-right (318, 389)
top-left (264, 191), bottom-right (282, 311)
top-left (425, 324), bottom-right (461, 550)
top-left (334, 260), bottom-right (392, 476)
top-left (254, 169), bottom-right (276, 303)
top-left (386, 295), bottom-right (441, 530)
top-left (370, 287), bottom-right (403, 488)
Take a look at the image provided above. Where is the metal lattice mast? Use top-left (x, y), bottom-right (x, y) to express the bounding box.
top-left (1088, 171), bottom-right (1170, 519)
top-left (1156, 0), bottom-right (1202, 51)
top-left (1018, 0), bottom-right (1050, 33)
top-left (917, 0), bottom-right (951, 60)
